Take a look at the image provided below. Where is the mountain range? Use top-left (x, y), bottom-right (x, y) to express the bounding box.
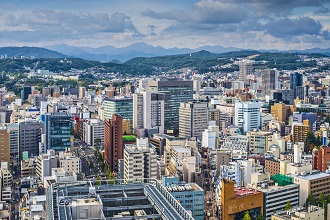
top-left (0, 43), bottom-right (329, 62)
top-left (45, 43), bottom-right (330, 61)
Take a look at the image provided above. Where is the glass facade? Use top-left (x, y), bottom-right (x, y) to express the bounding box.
top-left (41, 113), bottom-right (72, 152)
top-left (103, 97), bottom-right (133, 132)
top-left (148, 79), bottom-right (193, 133)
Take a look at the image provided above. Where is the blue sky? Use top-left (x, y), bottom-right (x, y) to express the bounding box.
top-left (0, 0), bottom-right (329, 49)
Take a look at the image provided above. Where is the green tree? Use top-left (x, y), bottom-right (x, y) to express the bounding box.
top-left (285, 201), bottom-right (293, 210)
top-left (95, 174), bottom-right (101, 185)
top-left (256, 213), bottom-right (264, 220)
top-left (243, 210), bottom-right (251, 220)
top-left (305, 193), bottom-right (317, 206)
top-left (305, 132), bottom-right (317, 153)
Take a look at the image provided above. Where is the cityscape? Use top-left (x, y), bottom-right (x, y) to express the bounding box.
top-left (0, 1), bottom-right (330, 220)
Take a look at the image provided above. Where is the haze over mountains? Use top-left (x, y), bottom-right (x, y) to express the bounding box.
top-left (0, 43), bottom-right (330, 62)
top-left (46, 43), bottom-right (330, 62)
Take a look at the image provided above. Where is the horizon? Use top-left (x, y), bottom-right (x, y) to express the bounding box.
top-left (0, 1), bottom-right (329, 50)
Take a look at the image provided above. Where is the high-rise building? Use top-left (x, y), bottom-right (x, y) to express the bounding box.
top-left (19, 121), bottom-right (44, 159)
top-left (36, 149), bottom-right (58, 180)
top-left (235, 102), bottom-right (261, 133)
top-left (133, 92), bottom-right (164, 137)
top-left (179, 101), bottom-right (208, 139)
top-left (290, 72), bottom-right (303, 98)
top-left (79, 86), bottom-right (86, 98)
top-left (82, 119), bottom-right (104, 146)
top-left (262, 70), bottom-right (276, 96)
top-left (292, 120), bottom-right (311, 144)
top-left (271, 103), bottom-right (296, 123)
top-left (103, 96), bottom-right (133, 132)
top-left (296, 85), bottom-right (309, 100)
top-left (148, 78), bottom-right (193, 133)
top-left (40, 112), bottom-right (72, 152)
top-left (0, 126), bottom-right (10, 169)
top-left (123, 138), bottom-right (158, 182)
top-left (104, 114), bottom-right (123, 172)
top-left (312, 146), bottom-right (330, 172)
top-left (21, 85), bottom-right (32, 101)
top-left (238, 60), bottom-right (253, 83)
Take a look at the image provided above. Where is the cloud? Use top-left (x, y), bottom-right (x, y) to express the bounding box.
top-left (5, 9), bottom-right (141, 34)
top-left (142, 0), bottom-right (247, 30)
top-left (314, 7), bottom-right (330, 14)
top-left (265, 17), bottom-right (323, 38)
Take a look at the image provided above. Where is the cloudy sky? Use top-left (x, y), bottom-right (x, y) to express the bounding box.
top-left (0, 0), bottom-right (329, 50)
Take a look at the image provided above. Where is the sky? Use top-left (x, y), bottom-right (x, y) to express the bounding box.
top-left (0, 0), bottom-right (329, 50)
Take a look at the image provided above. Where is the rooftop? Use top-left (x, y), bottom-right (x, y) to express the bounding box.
top-left (122, 135), bottom-right (136, 142)
top-left (295, 171), bottom-right (330, 180)
top-left (50, 180), bottom-right (194, 220)
top-left (234, 187), bottom-right (261, 198)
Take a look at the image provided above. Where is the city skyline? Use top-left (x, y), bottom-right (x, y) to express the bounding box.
top-left (0, 0), bottom-right (329, 50)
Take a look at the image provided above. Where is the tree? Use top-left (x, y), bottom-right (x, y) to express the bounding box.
top-left (305, 193), bottom-right (317, 206)
top-left (285, 201), bottom-right (293, 210)
top-left (256, 213), bottom-right (264, 220)
top-left (243, 211), bottom-right (251, 220)
top-left (95, 174), bottom-right (101, 185)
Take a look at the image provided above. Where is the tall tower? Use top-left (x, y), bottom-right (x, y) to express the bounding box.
top-left (147, 78), bottom-right (193, 134)
top-left (104, 114), bottom-right (123, 172)
top-left (290, 72), bottom-right (303, 98)
top-left (238, 60), bottom-right (253, 84)
top-left (262, 70), bottom-right (276, 96)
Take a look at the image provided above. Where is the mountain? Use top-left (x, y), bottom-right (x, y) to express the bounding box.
top-left (0, 46), bottom-right (70, 58)
top-left (45, 43), bottom-right (243, 61)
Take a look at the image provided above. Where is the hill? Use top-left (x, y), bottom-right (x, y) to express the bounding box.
top-left (0, 47), bottom-right (70, 58)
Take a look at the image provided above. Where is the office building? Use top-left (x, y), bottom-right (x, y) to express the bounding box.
top-left (262, 70), bottom-right (276, 96)
top-left (123, 139), bottom-right (158, 182)
top-left (148, 78), bottom-right (193, 133)
top-left (247, 131), bottom-right (273, 154)
top-left (47, 180), bottom-right (194, 220)
top-left (41, 112), bottom-right (72, 152)
top-left (58, 151), bottom-right (80, 173)
top-left (83, 119), bottom-right (104, 146)
top-left (133, 91), bottom-right (164, 137)
top-left (252, 174), bottom-right (300, 220)
top-left (290, 72), bottom-right (303, 98)
top-left (292, 112), bottom-right (317, 128)
top-left (292, 120), bottom-right (311, 144)
top-left (179, 101), bottom-right (208, 139)
top-left (103, 96), bottom-right (133, 132)
top-left (104, 114), bottom-right (123, 172)
top-left (21, 85), bottom-right (32, 101)
top-left (19, 121), bottom-right (44, 159)
top-left (0, 127), bottom-right (10, 169)
top-left (162, 176), bottom-right (204, 220)
top-left (271, 103), bottom-right (296, 123)
top-left (235, 102), bottom-right (261, 133)
top-left (79, 86), bottom-right (86, 98)
top-left (36, 150), bottom-right (58, 181)
top-left (238, 60), bottom-right (253, 84)
top-left (312, 146), bottom-right (330, 172)
top-left (294, 171), bottom-right (330, 205)
top-left (221, 179), bottom-right (264, 220)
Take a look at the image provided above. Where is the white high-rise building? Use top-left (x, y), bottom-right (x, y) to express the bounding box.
top-left (235, 102), bottom-right (261, 133)
top-left (123, 138), bottom-right (158, 182)
top-left (202, 129), bottom-right (216, 149)
top-left (133, 92), bottom-right (164, 137)
top-left (83, 119), bottom-right (104, 146)
top-left (179, 101), bottom-right (208, 139)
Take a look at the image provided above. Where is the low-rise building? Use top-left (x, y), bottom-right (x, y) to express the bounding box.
top-left (271, 206), bottom-right (324, 220)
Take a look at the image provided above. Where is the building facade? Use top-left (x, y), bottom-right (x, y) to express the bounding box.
top-left (104, 114), bottom-right (123, 172)
top-left (147, 78), bottom-right (193, 133)
top-left (235, 102), bottom-right (261, 133)
top-left (179, 101), bottom-right (208, 139)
